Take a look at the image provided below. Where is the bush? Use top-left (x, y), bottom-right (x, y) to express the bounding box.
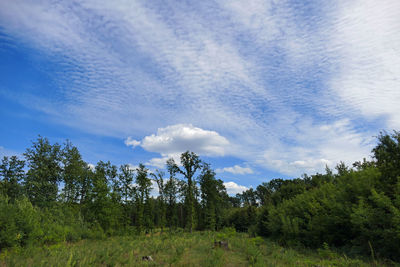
top-left (0, 195), bottom-right (41, 249)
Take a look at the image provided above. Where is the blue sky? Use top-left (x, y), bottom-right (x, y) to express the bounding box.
top-left (0, 0), bottom-right (399, 194)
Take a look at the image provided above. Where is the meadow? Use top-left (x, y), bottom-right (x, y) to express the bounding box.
top-left (0, 230), bottom-right (394, 267)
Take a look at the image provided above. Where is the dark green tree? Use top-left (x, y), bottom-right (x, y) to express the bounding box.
top-left (87, 161), bottom-right (121, 231)
top-left (151, 170), bottom-right (167, 232)
top-left (164, 168), bottom-right (179, 229)
top-left (24, 136), bottom-right (62, 207)
top-left (167, 152), bottom-right (201, 232)
top-left (198, 164), bottom-right (228, 230)
top-left (372, 131), bottom-right (400, 196)
top-left (0, 156), bottom-right (25, 201)
top-left (119, 164), bottom-right (134, 203)
top-left (61, 141), bottom-right (87, 203)
top-left (255, 182), bottom-right (272, 206)
top-left (135, 164), bottom-right (152, 233)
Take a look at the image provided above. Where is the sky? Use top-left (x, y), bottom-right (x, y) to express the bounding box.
top-left (0, 0), bottom-right (399, 195)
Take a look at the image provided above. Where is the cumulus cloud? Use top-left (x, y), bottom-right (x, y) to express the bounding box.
top-left (140, 124), bottom-right (230, 156)
top-left (127, 124), bottom-right (230, 168)
top-left (223, 181), bottom-right (249, 195)
top-left (216, 165), bottom-right (254, 175)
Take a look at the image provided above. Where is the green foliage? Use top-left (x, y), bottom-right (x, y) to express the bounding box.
top-left (1, 232), bottom-right (385, 266)
top-left (351, 189), bottom-right (400, 259)
top-left (227, 206), bottom-right (259, 233)
top-left (135, 163), bottom-right (152, 234)
top-left (167, 151), bottom-right (202, 232)
top-left (0, 195), bottom-right (40, 249)
top-left (2, 133), bottom-right (400, 263)
top-left (198, 164), bottom-right (230, 231)
top-left (261, 163), bottom-right (400, 261)
top-left (0, 156), bottom-right (25, 201)
top-left (60, 141), bottom-right (88, 203)
top-left (372, 131), bottom-right (400, 195)
top-left (24, 136), bottom-right (62, 207)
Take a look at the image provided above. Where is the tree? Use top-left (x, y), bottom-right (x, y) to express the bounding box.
top-left (255, 183), bottom-right (272, 206)
top-left (167, 151), bottom-right (201, 232)
top-left (135, 163), bottom-right (152, 233)
top-left (24, 136), bottom-right (62, 207)
top-left (164, 169), bottom-right (179, 229)
top-left (199, 164), bottom-right (217, 230)
top-left (372, 131), bottom-right (400, 196)
top-left (86, 161), bottom-right (121, 231)
top-left (150, 170), bottom-right (167, 232)
top-left (119, 164), bottom-right (135, 204)
top-left (239, 188), bottom-right (258, 207)
top-left (78, 165), bottom-right (94, 205)
top-left (61, 141), bottom-right (87, 203)
top-left (198, 164), bottom-right (228, 230)
top-left (0, 156), bottom-right (25, 201)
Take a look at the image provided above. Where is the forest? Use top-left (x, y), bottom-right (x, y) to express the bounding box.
top-left (1, 131), bottom-right (400, 264)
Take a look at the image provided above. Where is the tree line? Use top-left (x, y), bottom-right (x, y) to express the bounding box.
top-left (1, 132), bottom-right (400, 261)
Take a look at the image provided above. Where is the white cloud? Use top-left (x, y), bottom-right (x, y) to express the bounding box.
top-left (327, 0), bottom-right (400, 129)
top-left (216, 165), bottom-right (253, 175)
top-left (146, 156), bottom-right (170, 169)
top-left (136, 124), bottom-right (230, 156)
top-left (258, 119), bottom-right (373, 175)
top-left (87, 163), bottom-right (95, 170)
top-left (223, 181), bottom-right (249, 195)
top-left (137, 124), bottom-right (229, 169)
top-left (124, 137), bottom-right (141, 148)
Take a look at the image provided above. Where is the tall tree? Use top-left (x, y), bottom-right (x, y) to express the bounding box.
top-left (61, 140), bottom-right (87, 203)
top-left (0, 156), bottom-right (25, 201)
top-left (24, 136), bottom-right (62, 207)
top-left (164, 169), bottom-right (179, 229)
top-left (150, 170), bottom-right (167, 232)
top-left (255, 183), bottom-right (272, 206)
top-left (78, 165), bottom-right (94, 205)
top-left (119, 164), bottom-right (135, 204)
top-left (87, 161), bottom-right (120, 231)
top-left (199, 164), bottom-right (218, 230)
top-left (167, 152), bottom-right (201, 232)
top-left (135, 163), bottom-right (152, 233)
top-left (372, 131), bottom-right (400, 196)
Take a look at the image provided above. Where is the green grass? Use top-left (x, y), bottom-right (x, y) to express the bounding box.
top-left (0, 231), bottom-right (397, 266)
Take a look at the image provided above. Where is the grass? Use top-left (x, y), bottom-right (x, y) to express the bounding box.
top-left (0, 230), bottom-right (398, 266)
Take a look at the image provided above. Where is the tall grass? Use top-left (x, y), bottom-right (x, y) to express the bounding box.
top-left (0, 230), bottom-right (395, 266)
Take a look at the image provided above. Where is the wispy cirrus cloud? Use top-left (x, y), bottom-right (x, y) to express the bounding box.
top-left (327, 0), bottom-right (400, 129)
top-left (0, 0), bottom-right (398, 177)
